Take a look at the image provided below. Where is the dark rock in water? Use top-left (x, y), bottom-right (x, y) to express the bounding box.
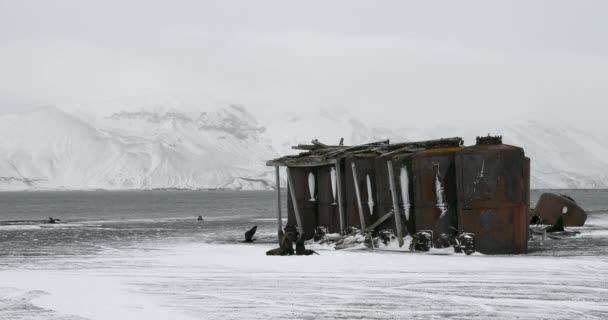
top-left (245, 226), bottom-right (257, 242)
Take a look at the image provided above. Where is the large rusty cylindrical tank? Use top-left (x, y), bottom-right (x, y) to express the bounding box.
top-left (534, 193), bottom-right (587, 227)
top-left (411, 147), bottom-right (460, 242)
top-left (455, 136), bottom-right (528, 254)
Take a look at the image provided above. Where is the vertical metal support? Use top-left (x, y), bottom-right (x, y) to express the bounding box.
top-left (387, 160), bottom-right (404, 247)
top-left (351, 162), bottom-right (367, 231)
top-left (286, 167), bottom-right (304, 235)
top-left (275, 166), bottom-right (282, 240)
top-left (334, 159), bottom-right (345, 234)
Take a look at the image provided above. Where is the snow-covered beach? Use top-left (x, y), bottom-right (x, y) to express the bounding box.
top-left (2, 240), bottom-right (607, 320)
top-left (1, 191), bottom-right (607, 320)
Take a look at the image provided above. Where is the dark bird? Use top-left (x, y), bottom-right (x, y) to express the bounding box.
top-left (245, 226), bottom-right (257, 242)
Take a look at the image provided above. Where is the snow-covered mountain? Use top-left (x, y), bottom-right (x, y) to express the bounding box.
top-left (0, 105), bottom-right (606, 190)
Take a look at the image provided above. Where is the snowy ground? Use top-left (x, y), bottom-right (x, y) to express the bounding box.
top-left (1, 242), bottom-right (607, 320)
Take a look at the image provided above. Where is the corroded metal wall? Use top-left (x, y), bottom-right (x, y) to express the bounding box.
top-left (373, 157), bottom-right (395, 233)
top-left (455, 144), bottom-right (528, 254)
top-left (535, 193), bottom-right (587, 226)
top-left (316, 165), bottom-right (342, 233)
top-left (411, 148), bottom-right (459, 240)
top-left (287, 167), bottom-right (318, 240)
top-left (345, 156), bottom-right (379, 229)
top-left (374, 156), bottom-right (416, 235)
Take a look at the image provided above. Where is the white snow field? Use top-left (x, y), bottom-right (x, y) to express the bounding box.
top-left (1, 241), bottom-right (607, 320)
top-left (1, 105), bottom-right (608, 190)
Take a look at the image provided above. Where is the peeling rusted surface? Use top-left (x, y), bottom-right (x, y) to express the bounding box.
top-left (345, 156), bottom-right (378, 229)
top-left (455, 142), bottom-right (528, 254)
top-left (286, 167), bottom-right (318, 240)
top-left (316, 165), bottom-right (342, 234)
top-left (412, 148), bottom-right (460, 241)
top-left (534, 193), bottom-right (587, 227)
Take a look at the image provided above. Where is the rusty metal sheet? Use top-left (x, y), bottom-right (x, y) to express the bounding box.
top-left (344, 156), bottom-right (378, 229)
top-left (316, 165), bottom-right (341, 233)
top-left (287, 167), bottom-right (318, 240)
top-left (411, 148), bottom-right (459, 240)
top-left (372, 157), bottom-right (396, 233)
top-left (534, 193), bottom-right (587, 227)
top-left (391, 156), bottom-right (417, 234)
top-left (455, 143), bottom-right (528, 254)
top-left (459, 207), bottom-right (528, 254)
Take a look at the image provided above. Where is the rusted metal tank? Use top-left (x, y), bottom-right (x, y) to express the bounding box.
top-left (374, 154), bottom-right (417, 235)
top-left (411, 147), bottom-right (460, 242)
top-left (316, 164), bottom-right (342, 233)
top-left (455, 136), bottom-right (528, 254)
top-left (534, 193), bottom-right (587, 226)
top-left (286, 167), bottom-right (318, 240)
top-left (344, 155), bottom-right (379, 230)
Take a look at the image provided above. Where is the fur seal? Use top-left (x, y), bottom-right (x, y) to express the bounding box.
top-left (245, 226), bottom-right (257, 242)
top-left (266, 230), bottom-right (298, 256)
top-left (295, 239), bottom-right (319, 256)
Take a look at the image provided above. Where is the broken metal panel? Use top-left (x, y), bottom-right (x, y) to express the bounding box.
top-left (411, 148), bottom-right (459, 241)
top-left (316, 165), bottom-right (342, 234)
top-left (373, 157), bottom-right (396, 233)
top-left (455, 141), bottom-right (528, 254)
top-left (345, 156), bottom-right (378, 229)
top-left (535, 193), bottom-right (587, 227)
top-left (286, 167), bottom-right (318, 240)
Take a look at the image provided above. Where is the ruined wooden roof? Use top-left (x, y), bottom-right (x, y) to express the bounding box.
top-left (266, 137), bottom-right (464, 167)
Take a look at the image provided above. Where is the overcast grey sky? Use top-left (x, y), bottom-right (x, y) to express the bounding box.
top-left (1, 0), bottom-right (607, 128)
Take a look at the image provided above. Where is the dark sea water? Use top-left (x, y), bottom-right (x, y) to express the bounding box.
top-left (0, 190), bottom-right (607, 320)
top-left (0, 191), bottom-right (285, 267)
top-left (0, 190), bottom-right (607, 264)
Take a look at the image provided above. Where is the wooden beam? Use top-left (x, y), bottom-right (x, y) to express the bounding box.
top-left (285, 167), bottom-right (304, 236)
top-left (365, 209), bottom-right (394, 233)
top-left (387, 160), bottom-right (404, 247)
top-left (266, 160), bottom-right (335, 168)
top-left (275, 166), bottom-right (282, 241)
top-left (350, 162), bottom-right (367, 231)
top-left (334, 159), bottom-right (345, 234)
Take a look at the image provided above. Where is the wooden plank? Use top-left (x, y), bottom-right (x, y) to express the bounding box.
top-left (387, 160), bottom-right (405, 247)
top-left (350, 162), bottom-right (367, 231)
top-left (275, 166), bottom-right (282, 241)
top-left (365, 209), bottom-right (394, 233)
top-left (334, 159), bottom-right (345, 233)
top-left (286, 167), bottom-right (304, 236)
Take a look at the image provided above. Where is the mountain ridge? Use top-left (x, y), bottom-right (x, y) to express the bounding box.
top-left (0, 106), bottom-right (606, 190)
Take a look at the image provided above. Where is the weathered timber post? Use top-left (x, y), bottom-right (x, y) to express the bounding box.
top-left (285, 167), bottom-right (304, 236)
top-left (334, 159), bottom-right (345, 234)
top-left (275, 166), bottom-right (282, 241)
top-left (387, 160), bottom-right (405, 247)
top-left (351, 162), bottom-right (367, 231)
